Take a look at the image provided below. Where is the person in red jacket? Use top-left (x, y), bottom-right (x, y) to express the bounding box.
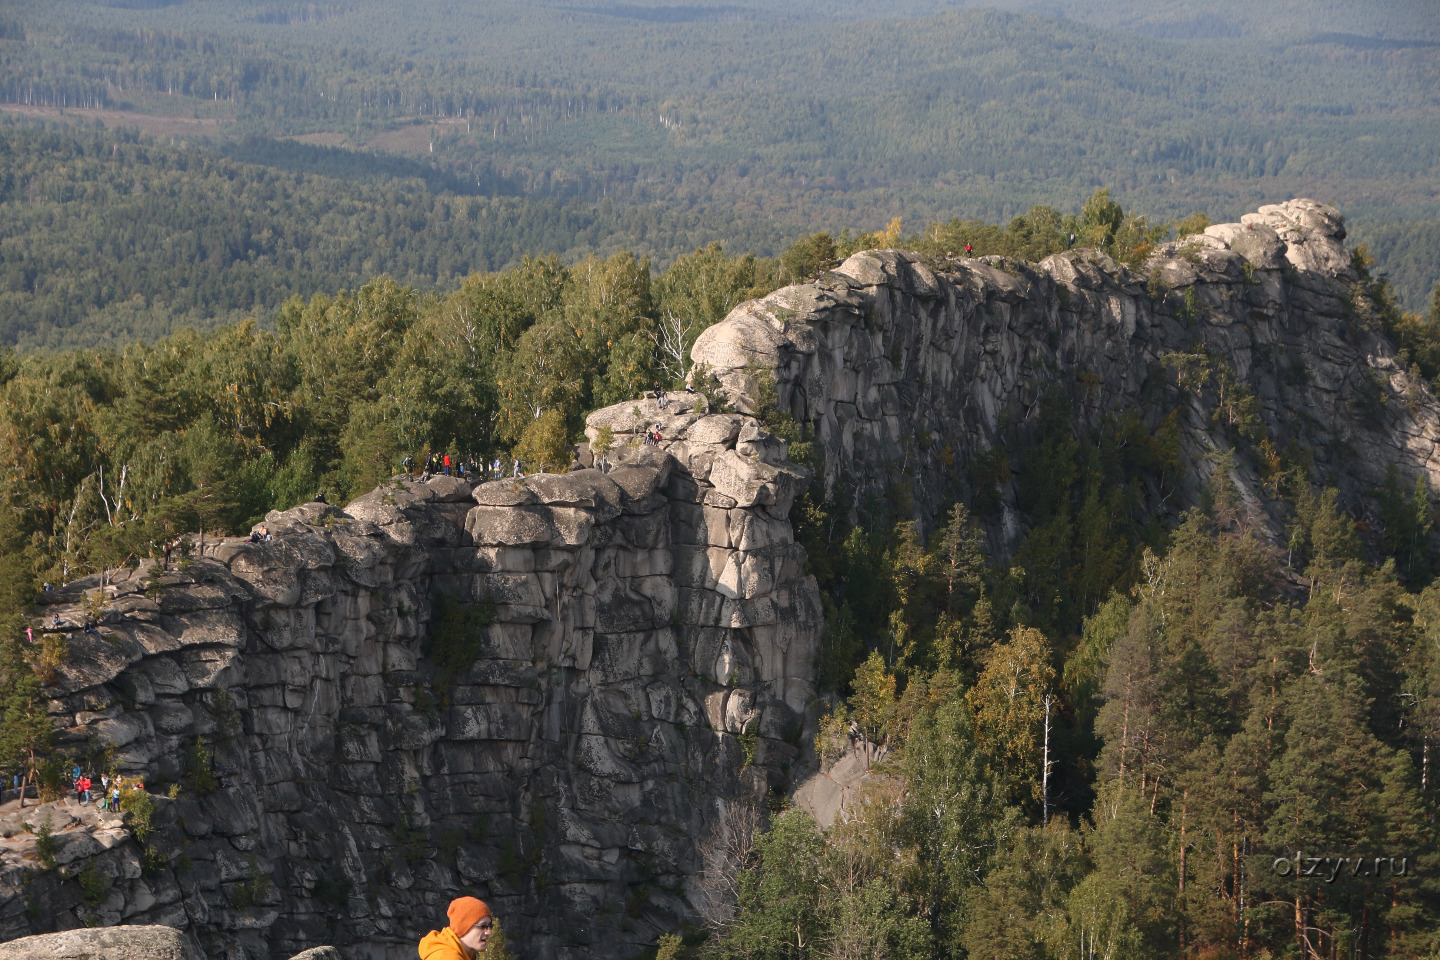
top-left (419, 897), bottom-right (493, 960)
top-left (443, 454), bottom-right (452, 477)
top-left (77, 775), bottom-right (91, 805)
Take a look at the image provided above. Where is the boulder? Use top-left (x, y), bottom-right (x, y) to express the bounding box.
top-left (0, 925), bottom-right (203, 960)
top-left (1203, 221), bottom-right (1286, 269)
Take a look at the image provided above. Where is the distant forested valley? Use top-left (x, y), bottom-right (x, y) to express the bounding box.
top-left (0, 0), bottom-right (1437, 349)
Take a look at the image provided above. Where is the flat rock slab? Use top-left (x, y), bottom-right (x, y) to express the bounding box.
top-left (0, 926), bottom-right (341, 960)
top-left (0, 925), bottom-right (203, 960)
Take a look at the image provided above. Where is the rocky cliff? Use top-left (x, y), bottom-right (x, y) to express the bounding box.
top-left (4, 401), bottom-right (821, 960)
top-left (694, 198), bottom-right (1438, 550)
top-left (4, 199), bottom-right (1436, 960)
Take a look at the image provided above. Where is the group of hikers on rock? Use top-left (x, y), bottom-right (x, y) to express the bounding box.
top-left (6, 764), bottom-right (144, 811)
top-left (390, 380), bottom-right (696, 488)
top-left (403, 453), bottom-right (527, 481)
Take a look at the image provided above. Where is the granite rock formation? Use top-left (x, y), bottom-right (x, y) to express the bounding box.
top-left (693, 198), bottom-right (1437, 550)
top-left (5, 396), bottom-right (821, 960)
top-left (4, 199), bottom-right (1435, 959)
top-left (0, 924), bottom-right (206, 960)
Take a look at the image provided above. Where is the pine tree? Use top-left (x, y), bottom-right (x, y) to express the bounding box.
top-left (0, 628), bottom-right (53, 809)
top-left (962, 822), bottom-right (1087, 960)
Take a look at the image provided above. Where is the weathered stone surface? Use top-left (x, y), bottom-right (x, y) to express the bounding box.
top-left (0, 924), bottom-right (204, 960)
top-left (7, 397), bottom-right (821, 960)
top-left (693, 198), bottom-right (1429, 558)
top-left (287, 949), bottom-right (343, 960)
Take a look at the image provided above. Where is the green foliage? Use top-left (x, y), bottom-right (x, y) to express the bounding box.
top-left (962, 822), bottom-right (1088, 960)
top-left (76, 858), bottom-right (112, 907)
top-left (512, 409), bottom-right (573, 474)
top-left (653, 243), bottom-right (783, 378)
top-left (813, 703), bottom-right (849, 768)
top-left (228, 855), bottom-right (274, 908)
top-left (778, 233), bottom-right (839, 285)
top-left (737, 728), bottom-right (758, 770)
top-left (185, 735), bottom-right (218, 795)
top-left (422, 590), bottom-right (496, 698)
top-left (0, 123), bottom-right (793, 352)
top-left (895, 696), bottom-right (1007, 953)
top-left (656, 933), bottom-right (685, 960)
top-left (715, 809), bottom-right (833, 960)
top-left (209, 687), bottom-right (243, 738)
top-left (486, 918), bottom-right (515, 960)
top-left (118, 788), bottom-right (155, 844)
top-left (968, 626), bottom-right (1056, 809)
top-left (0, 0), bottom-right (1434, 352)
top-left (1062, 591), bottom-right (1132, 723)
top-left (1357, 245), bottom-right (1440, 387)
top-left (721, 480), bottom-right (1440, 960)
top-left (1171, 211), bottom-right (1211, 237)
top-left (848, 652), bottom-right (897, 747)
top-left (0, 632), bottom-right (53, 792)
top-left (35, 758), bottom-right (68, 803)
top-left (1379, 466), bottom-right (1434, 590)
top-left (999, 397), bottom-right (1176, 639)
top-left (33, 815), bottom-right (58, 870)
top-left (914, 191), bottom-right (1166, 267)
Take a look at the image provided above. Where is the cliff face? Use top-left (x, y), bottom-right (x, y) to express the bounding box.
top-left (5, 399), bottom-right (820, 960)
top-left (5, 199), bottom-right (1437, 959)
top-left (694, 198), bottom-right (1439, 550)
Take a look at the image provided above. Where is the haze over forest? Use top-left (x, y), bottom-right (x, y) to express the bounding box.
top-left (0, 0), bottom-right (1437, 348)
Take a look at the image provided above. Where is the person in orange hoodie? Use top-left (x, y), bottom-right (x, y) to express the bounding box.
top-left (419, 896), bottom-right (493, 960)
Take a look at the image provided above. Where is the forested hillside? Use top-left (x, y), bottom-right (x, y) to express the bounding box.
top-left (1, 119), bottom-right (1436, 351)
top-left (0, 0), bottom-right (1436, 347)
top-left (0, 123), bottom-right (796, 349)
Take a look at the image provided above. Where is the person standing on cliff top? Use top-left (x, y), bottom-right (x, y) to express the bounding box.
top-left (419, 897), bottom-right (493, 960)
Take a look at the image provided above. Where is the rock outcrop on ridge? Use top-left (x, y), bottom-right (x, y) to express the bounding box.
top-left (4, 199), bottom-right (1436, 959)
top-left (694, 199), bottom-right (1437, 550)
top-left (5, 394), bottom-right (821, 960)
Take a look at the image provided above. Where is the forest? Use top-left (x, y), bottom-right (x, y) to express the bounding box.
top-left (2, 191), bottom-right (1440, 959)
top-left (0, 0), bottom-right (1436, 351)
top-left (0, 123), bottom-right (794, 349)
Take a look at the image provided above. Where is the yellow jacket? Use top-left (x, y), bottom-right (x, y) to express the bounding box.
top-left (419, 928), bottom-right (472, 960)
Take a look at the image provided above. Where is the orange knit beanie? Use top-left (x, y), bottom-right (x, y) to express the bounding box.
top-left (448, 896), bottom-right (492, 935)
